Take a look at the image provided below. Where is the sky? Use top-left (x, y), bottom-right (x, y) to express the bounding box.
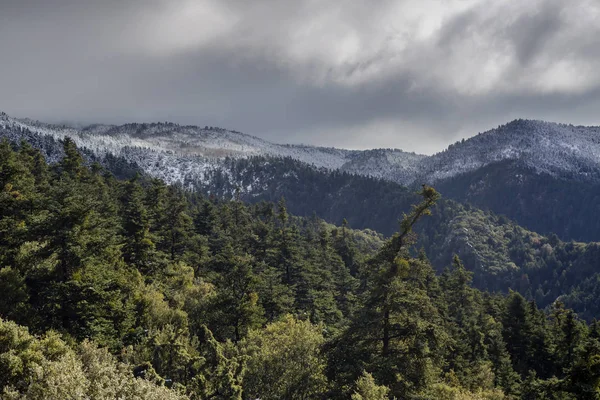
top-left (1, 0), bottom-right (600, 154)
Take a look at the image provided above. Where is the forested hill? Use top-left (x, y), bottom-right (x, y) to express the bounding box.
top-left (1, 138), bottom-right (600, 399)
top-left (433, 159), bottom-right (600, 243)
top-left (191, 156), bottom-right (600, 320)
top-left (5, 113), bottom-right (600, 243)
top-left (3, 127), bottom-right (600, 320)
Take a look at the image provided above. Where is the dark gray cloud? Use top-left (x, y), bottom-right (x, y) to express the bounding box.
top-left (1, 0), bottom-right (599, 154)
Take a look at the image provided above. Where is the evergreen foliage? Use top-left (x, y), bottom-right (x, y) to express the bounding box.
top-left (202, 156), bottom-right (600, 320)
top-left (0, 139), bottom-right (599, 399)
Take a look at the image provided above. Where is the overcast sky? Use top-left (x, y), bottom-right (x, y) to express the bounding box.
top-left (1, 0), bottom-right (599, 154)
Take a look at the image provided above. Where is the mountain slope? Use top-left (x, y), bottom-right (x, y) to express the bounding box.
top-left (0, 112), bottom-right (423, 182)
top-left (4, 139), bottom-right (598, 400)
top-left (4, 111), bottom-right (600, 244)
top-left (193, 156), bottom-right (600, 317)
top-left (434, 159), bottom-right (600, 242)
top-left (5, 112), bottom-right (600, 187)
top-left (418, 119), bottom-right (600, 184)
top-left (4, 121), bottom-right (600, 320)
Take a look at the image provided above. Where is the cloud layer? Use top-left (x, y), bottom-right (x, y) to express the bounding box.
top-left (1, 0), bottom-right (599, 153)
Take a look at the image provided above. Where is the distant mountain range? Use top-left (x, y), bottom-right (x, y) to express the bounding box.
top-left (4, 110), bottom-right (600, 319)
top-left (2, 111), bottom-right (600, 241)
top-left (3, 112), bottom-right (600, 183)
top-left (0, 112), bottom-right (425, 184)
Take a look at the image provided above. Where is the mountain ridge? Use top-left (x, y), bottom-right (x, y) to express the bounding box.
top-left (6, 112), bottom-right (600, 320)
top-left (4, 112), bottom-right (600, 187)
top-left (420, 118), bottom-right (600, 183)
top-left (4, 111), bottom-right (600, 241)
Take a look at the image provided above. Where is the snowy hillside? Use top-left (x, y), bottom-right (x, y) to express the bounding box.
top-left (418, 119), bottom-right (600, 183)
top-left (2, 112), bottom-right (600, 189)
top-left (341, 149), bottom-right (426, 183)
top-left (0, 111), bottom-right (423, 186)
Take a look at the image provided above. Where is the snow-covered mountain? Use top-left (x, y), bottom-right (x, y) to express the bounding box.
top-left (2, 112), bottom-right (600, 188)
top-left (0, 111), bottom-right (424, 185)
top-left (419, 119), bottom-right (600, 183)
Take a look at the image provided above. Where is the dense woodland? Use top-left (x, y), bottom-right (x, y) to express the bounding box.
top-left (434, 159), bottom-right (600, 243)
top-left (5, 127), bottom-right (600, 320)
top-left (198, 156), bottom-right (600, 320)
top-left (1, 139), bottom-right (600, 399)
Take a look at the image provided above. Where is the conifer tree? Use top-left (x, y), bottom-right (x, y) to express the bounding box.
top-left (122, 176), bottom-right (156, 271)
top-left (206, 243), bottom-right (264, 342)
top-left (329, 186), bottom-right (444, 398)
